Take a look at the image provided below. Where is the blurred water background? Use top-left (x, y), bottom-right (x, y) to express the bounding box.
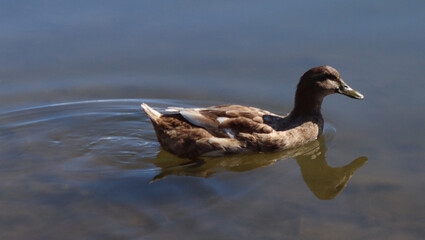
top-left (0, 1), bottom-right (424, 239)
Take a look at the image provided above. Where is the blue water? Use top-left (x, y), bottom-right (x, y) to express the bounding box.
top-left (0, 1), bottom-right (424, 239)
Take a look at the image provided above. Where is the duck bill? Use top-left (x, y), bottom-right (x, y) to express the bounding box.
top-left (337, 79), bottom-right (364, 100)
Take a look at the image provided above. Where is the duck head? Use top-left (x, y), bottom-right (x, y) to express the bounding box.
top-left (292, 66), bottom-right (364, 116)
top-left (299, 66), bottom-right (364, 100)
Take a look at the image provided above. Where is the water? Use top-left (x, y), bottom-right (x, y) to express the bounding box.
top-left (1, 1), bottom-right (424, 239)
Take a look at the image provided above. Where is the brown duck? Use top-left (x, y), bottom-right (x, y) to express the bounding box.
top-left (141, 66), bottom-right (364, 158)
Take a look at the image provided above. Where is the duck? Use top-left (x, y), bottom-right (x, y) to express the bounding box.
top-left (141, 66), bottom-right (364, 158)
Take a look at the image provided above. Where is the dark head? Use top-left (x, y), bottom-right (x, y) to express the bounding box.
top-left (292, 66), bottom-right (364, 116)
top-left (298, 66), bottom-right (364, 100)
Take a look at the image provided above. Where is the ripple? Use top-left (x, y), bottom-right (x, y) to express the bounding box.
top-left (0, 99), bottom-right (192, 173)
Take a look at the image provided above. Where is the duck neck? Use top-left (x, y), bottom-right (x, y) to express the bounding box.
top-left (290, 88), bottom-right (325, 118)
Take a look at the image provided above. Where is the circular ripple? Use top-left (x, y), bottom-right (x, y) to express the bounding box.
top-left (0, 99), bottom-right (204, 174)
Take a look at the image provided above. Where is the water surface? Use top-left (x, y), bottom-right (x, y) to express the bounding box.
top-left (1, 1), bottom-right (424, 239)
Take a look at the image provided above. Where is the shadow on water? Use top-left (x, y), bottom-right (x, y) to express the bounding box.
top-left (151, 137), bottom-right (368, 200)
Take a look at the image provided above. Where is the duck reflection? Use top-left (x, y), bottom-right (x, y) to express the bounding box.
top-left (295, 142), bottom-right (368, 200)
top-left (151, 137), bottom-right (367, 200)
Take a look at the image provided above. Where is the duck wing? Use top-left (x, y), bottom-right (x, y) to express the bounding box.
top-left (167, 105), bottom-right (279, 137)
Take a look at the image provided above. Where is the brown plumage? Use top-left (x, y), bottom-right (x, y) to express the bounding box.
top-left (142, 66), bottom-right (364, 158)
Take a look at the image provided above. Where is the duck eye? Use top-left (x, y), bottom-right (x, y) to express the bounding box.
top-left (318, 74), bottom-right (333, 81)
top-left (319, 73), bottom-right (335, 81)
top-left (326, 74), bottom-right (337, 80)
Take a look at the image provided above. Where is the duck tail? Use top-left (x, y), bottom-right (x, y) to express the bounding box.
top-left (141, 103), bottom-right (162, 123)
